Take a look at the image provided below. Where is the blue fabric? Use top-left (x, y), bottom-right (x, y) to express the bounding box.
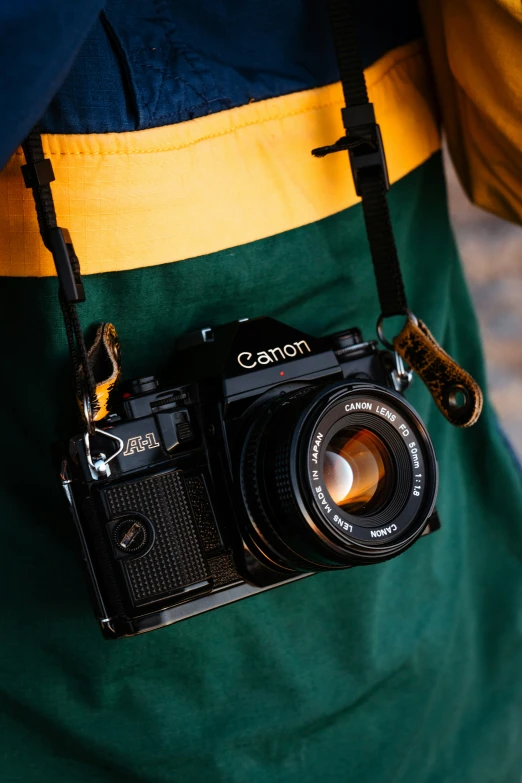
top-left (0, 0), bottom-right (422, 158)
top-left (0, 0), bottom-right (104, 168)
top-left (42, 11), bottom-right (136, 135)
top-left (41, 0), bottom-right (423, 134)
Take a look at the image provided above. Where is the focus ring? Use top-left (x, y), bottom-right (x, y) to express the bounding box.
top-left (241, 399), bottom-right (305, 570)
top-left (241, 388), bottom-right (328, 571)
top-left (270, 407), bottom-right (304, 523)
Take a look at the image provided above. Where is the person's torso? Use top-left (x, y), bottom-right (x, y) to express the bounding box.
top-left (1, 3), bottom-right (522, 782)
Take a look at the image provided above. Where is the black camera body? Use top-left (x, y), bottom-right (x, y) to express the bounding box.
top-left (62, 317), bottom-right (439, 639)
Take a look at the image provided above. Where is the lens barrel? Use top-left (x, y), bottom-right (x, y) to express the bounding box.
top-left (240, 383), bottom-right (438, 572)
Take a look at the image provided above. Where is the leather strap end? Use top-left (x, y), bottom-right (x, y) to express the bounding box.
top-left (79, 323), bottom-right (122, 422)
top-left (393, 317), bottom-right (483, 428)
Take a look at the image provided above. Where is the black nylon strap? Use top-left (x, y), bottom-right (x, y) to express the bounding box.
top-left (21, 129), bottom-right (97, 411)
top-left (326, 0), bottom-right (369, 109)
top-left (21, 128), bottom-right (57, 242)
top-left (358, 171), bottom-right (407, 318)
top-left (313, 0), bottom-right (408, 319)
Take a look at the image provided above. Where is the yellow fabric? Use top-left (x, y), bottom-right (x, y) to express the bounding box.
top-left (420, 0), bottom-right (522, 224)
top-left (0, 40), bottom-right (439, 278)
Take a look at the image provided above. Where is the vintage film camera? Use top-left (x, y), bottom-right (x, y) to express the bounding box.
top-left (61, 317), bottom-right (439, 639)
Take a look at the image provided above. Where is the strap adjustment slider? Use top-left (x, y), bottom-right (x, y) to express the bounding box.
top-left (48, 227), bottom-right (86, 304)
top-left (347, 119), bottom-right (390, 196)
top-left (21, 158), bottom-right (55, 189)
top-left (312, 102), bottom-right (390, 196)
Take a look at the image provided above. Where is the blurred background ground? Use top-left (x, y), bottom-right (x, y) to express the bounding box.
top-left (444, 151), bottom-right (522, 460)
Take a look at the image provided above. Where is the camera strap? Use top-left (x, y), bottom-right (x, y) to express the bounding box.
top-left (20, 5), bottom-right (482, 427)
top-left (313, 0), bottom-right (483, 427)
top-left (312, 0), bottom-right (405, 320)
top-left (20, 129), bottom-right (120, 427)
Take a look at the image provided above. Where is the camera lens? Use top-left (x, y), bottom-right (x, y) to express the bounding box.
top-left (240, 383), bottom-right (438, 572)
top-left (323, 427), bottom-right (394, 516)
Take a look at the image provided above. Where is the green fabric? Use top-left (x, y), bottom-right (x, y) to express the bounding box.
top-left (1, 153), bottom-right (521, 782)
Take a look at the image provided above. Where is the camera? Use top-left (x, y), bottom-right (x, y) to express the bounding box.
top-left (61, 317), bottom-right (439, 639)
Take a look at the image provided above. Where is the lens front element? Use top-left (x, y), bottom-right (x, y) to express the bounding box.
top-left (323, 427), bottom-right (394, 516)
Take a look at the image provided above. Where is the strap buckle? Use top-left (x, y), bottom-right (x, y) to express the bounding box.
top-left (312, 102), bottom-right (390, 196)
top-left (346, 122), bottom-right (390, 197)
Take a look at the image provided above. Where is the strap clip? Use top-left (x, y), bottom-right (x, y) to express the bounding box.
top-left (312, 102), bottom-right (390, 196)
top-left (48, 227), bottom-right (86, 304)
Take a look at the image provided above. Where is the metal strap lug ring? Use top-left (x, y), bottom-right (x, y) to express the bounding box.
top-left (376, 309), bottom-right (418, 351)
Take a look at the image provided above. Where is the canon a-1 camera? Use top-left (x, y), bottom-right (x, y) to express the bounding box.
top-left (61, 317), bottom-right (439, 639)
